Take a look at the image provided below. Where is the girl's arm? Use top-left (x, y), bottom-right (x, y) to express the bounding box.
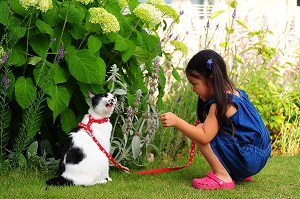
top-left (160, 103), bottom-right (219, 144)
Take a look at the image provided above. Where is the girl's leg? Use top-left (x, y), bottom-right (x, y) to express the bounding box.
top-left (197, 143), bottom-right (233, 182)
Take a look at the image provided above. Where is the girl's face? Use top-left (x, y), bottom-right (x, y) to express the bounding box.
top-left (186, 74), bottom-right (214, 102)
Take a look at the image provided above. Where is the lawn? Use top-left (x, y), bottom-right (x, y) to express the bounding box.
top-left (0, 152), bottom-right (299, 199)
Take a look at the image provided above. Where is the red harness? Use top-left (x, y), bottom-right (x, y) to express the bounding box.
top-left (78, 115), bottom-right (198, 174)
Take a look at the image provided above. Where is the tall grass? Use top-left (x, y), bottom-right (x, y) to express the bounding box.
top-left (154, 79), bottom-right (197, 160)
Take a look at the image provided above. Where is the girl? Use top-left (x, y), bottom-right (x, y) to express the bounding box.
top-left (160, 49), bottom-right (271, 190)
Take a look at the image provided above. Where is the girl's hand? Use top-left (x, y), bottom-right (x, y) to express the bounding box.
top-left (160, 112), bottom-right (178, 127)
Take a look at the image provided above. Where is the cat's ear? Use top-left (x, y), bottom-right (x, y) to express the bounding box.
top-left (88, 90), bottom-right (95, 98)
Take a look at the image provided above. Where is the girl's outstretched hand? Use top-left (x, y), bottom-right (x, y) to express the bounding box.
top-left (160, 112), bottom-right (178, 127)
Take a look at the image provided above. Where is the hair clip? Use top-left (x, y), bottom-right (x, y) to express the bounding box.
top-left (206, 59), bottom-right (213, 70)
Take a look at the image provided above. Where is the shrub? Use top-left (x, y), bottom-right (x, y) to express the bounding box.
top-left (0, 0), bottom-right (189, 167)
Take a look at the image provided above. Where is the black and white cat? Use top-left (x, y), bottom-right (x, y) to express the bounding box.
top-left (46, 91), bottom-right (117, 186)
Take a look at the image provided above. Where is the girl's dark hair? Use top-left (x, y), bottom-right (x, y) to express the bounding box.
top-left (185, 49), bottom-right (235, 133)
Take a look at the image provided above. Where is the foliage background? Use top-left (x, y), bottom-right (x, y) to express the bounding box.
top-left (0, 0), bottom-right (188, 168)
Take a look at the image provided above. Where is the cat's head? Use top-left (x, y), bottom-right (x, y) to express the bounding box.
top-left (88, 91), bottom-right (117, 118)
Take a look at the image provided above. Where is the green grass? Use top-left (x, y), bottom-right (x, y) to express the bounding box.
top-left (1, 153), bottom-right (299, 199)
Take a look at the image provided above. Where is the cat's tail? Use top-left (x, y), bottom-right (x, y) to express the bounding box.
top-left (46, 176), bottom-right (74, 186)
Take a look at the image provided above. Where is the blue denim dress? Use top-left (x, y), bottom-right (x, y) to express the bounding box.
top-left (204, 89), bottom-right (271, 180)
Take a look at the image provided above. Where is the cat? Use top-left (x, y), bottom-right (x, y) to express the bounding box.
top-left (46, 91), bottom-right (117, 186)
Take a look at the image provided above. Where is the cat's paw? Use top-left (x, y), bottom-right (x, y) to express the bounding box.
top-left (96, 177), bottom-right (112, 184)
top-left (106, 177), bottom-right (112, 182)
top-left (96, 180), bottom-right (108, 184)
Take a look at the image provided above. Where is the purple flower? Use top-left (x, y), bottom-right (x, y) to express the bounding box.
top-left (215, 24), bottom-right (219, 30)
top-left (1, 76), bottom-right (9, 90)
top-left (177, 96), bottom-right (181, 102)
top-left (51, 38), bottom-right (57, 42)
top-left (1, 54), bottom-right (8, 65)
top-left (168, 33), bottom-right (173, 39)
top-left (57, 45), bottom-right (65, 61)
top-left (179, 10), bottom-right (184, 15)
top-left (206, 20), bottom-right (210, 28)
top-left (186, 31), bottom-right (189, 34)
top-left (232, 9), bottom-right (236, 19)
top-left (127, 106), bottom-right (133, 117)
top-left (174, 35), bottom-right (179, 40)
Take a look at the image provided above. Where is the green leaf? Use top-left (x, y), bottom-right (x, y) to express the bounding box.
top-left (60, 108), bottom-right (77, 133)
top-left (9, 26), bottom-right (26, 39)
top-left (27, 141), bottom-right (38, 157)
top-left (65, 48), bottom-right (106, 84)
top-left (128, 0), bottom-right (140, 11)
top-left (113, 89), bottom-right (127, 95)
top-left (16, 153), bottom-right (27, 166)
top-left (144, 34), bottom-right (160, 52)
top-left (41, 4), bottom-right (62, 27)
top-left (234, 54), bottom-right (245, 64)
top-left (88, 35), bottom-right (102, 53)
top-left (29, 34), bottom-right (51, 57)
top-left (172, 68), bottom-right (181, 81)
top-left (0, 102), bottom-right (11, 129)
top-left (114, 36), bottom-right (130, 52)
top-left (28, 56), bottom-right (42, 66)
top-left (236, 19), bottom-right (248, 29)
top-left (229, 0), bottom-right (237, 8)
top-left (10, 0), bottom-right (30, 17)
top-left (70, 23), bottom-right (87, 39)
top-left (0, 1), bottom-right (9, 26)
top-left (36, 19), bottom-right (54, 36)
top-left (158, 66), bottom-right (166, 87)
top-left (40, 140), bottom-right (53, 156)
top-left (121, 42), bottom-right (136, 62)
top-left (46, 84), bottom-right (71, 121)
top-left (210, 10), bottom-right (225, 19)
top-left (132, 135), bottom-right (141, 159)
top-left (60, 2), bottom-right (86, 23)
top-left (219, 41), bottom-right (229, 48)
top-left (15, 77), bottom-right (37, 109)
top-left (7, 49), bottom-right (26, 67)
top-left (53, 64), bottom-right (70, 84)
top-left (33, 61), bottom-right (55, 90)
top-left (52, 26), bottom-right (72, 52)
top-left (133, 46), bottom-right (150, 65)
top-left (225, 27), bottom-right (234, 34)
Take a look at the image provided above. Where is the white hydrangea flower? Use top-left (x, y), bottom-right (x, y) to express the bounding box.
top-left (145, 0), bottom-right (165, 5)
top-left (118, 0), bottom-right (128, 9)
top-left (89, 7), bottom-right (120, 34)
top-left (133, 3), bottom-right (162, 25)
top-left (75, 0), bottom-right (94, 5)
top-left (19, 0), bottom-right (39, 9)
top-left (36, 0), bottom-right (53, 12)
top-left (0, 46), bottom-right (6, 63)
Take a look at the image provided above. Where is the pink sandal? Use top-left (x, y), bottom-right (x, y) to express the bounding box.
top-left (242, 176), bottom-right (252, 182)
top-left (192, 172), bottom-right (235, 190)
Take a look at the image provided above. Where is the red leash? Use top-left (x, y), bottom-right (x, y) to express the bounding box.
top-left (78, 116), bottom-right (199, 174)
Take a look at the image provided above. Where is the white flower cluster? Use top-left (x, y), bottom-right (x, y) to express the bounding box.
top-left (118, 0), bottom-right (129, 9)
top-left (89, 7), bottom-right (120, 34)
top-left (145, 0), bottom-right (165, 5)
top-left (133, 3), bottom-right (162, 25)
top-left (19, 0), bottom-right (53, 12)
top-left (0, 46), bottom-right (6, 63)
top-left (75, 0), bottom-right (94, 5)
